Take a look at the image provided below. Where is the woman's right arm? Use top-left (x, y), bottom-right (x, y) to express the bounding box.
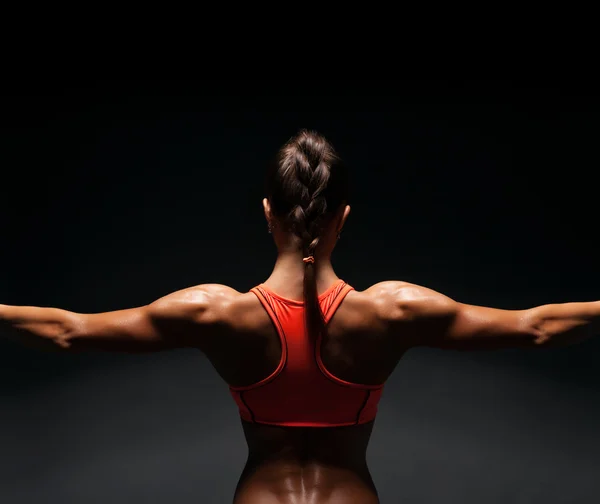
top-left (373, 281), bottom-right (600, 350)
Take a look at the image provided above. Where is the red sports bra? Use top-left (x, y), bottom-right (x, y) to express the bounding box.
top-left (228, 279), bottom-right (385, 427)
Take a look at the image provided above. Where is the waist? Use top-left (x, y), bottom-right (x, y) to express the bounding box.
top-left (235, 416), bottom-right (379, 503)
top-left (234, 457), bottom-right (379, 504)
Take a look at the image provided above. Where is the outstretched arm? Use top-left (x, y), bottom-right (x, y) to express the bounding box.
top-left (375, 281), bottom-right (600, 350)
top-left (0, 284), bottom-right (233, 353)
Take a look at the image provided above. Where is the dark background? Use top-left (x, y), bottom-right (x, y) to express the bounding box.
top-left (1, 80), bottom-right (599, 503)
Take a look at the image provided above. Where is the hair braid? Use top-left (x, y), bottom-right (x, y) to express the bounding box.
top-left (286, 135), bottom-right (331, 256)
top-left (265, 129), bottom-right (349, 344)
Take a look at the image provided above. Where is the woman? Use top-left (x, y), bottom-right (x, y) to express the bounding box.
top-left (0, 129), bottom-right (598, 504)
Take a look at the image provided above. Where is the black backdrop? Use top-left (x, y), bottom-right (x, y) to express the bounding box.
top-left (1, 80), bottom-right (599, 503)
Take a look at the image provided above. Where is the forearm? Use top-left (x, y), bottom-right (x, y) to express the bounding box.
top-left (0, 304), bottom-right (80, 350)
top-left (527, 300), bottom-right (600, 346)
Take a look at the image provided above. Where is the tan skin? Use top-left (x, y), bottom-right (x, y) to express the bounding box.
top-left (1, 200), bottom-right (600, 503)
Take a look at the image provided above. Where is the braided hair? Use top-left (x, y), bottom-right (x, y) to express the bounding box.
top-left (266, 130), bottom-right (349, 343)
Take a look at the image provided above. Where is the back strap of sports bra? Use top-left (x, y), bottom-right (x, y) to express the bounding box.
top-left (322, 281), bottom-right (355, 323)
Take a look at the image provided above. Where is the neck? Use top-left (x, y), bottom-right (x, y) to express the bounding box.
top-left (263, 250), bottom-right (340, 298)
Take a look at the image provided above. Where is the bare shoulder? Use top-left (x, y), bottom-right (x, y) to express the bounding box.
top-left (147, 283), bottom-right (245, 324)
top-left (360, 280), bottom-right (457, 323)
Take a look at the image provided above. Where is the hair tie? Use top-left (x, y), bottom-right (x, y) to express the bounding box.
top-left (302, 255), bottom-right (315, 264)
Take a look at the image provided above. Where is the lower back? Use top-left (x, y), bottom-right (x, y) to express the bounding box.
top-left (233, 419), bottom-right (380, 503)
top-left (233, 458), bottom-right (379, 504)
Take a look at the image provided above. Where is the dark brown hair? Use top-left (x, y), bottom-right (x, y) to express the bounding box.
top-left (266, 129), bottom-right (349, 342)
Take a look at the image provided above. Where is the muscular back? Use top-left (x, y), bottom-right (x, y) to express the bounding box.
top-left (201, 280), bottom-right (407, 504)
top-left (203, 280), bottom-right (408, 392)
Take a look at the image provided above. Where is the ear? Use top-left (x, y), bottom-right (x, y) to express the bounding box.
top-left (336, 204), bottom-right (351, 233)
top-left (262, 198), bottom-right (273, 224)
